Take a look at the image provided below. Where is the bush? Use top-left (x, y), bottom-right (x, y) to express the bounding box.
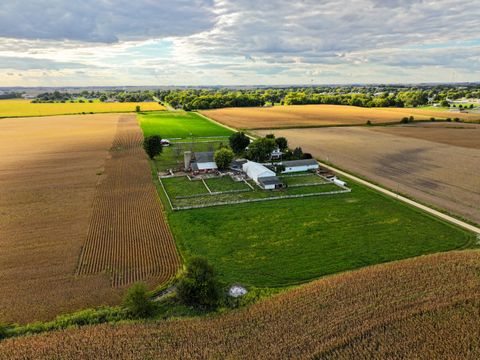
top-left (122, 283), bottom-right (155, 318)
top-left (454, 117), bottom-right (460, 122)
top-left (143, 135), bottom-right (163, 159)
top-left (177, 257), bottom-right (221, 309)
top-left (214, 148), bottom-right (234, 170)
top-left (0, 323), bottom-right (7, 339)
top-left (136, 105), bottom-right (141, 112)
top-left (446, 117), bottom-right (452, 122)
top-left (302, 153), bottom-right (313, 159)
top-left (366, 120), bottom-right (372, 125)
top-left (430, 117), bottom-right (436, 121)
top-left (401, 117), bottom-right (409, 123)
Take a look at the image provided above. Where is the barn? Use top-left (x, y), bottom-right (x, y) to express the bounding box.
top-left (242, 161), bottom-right (283, 189)
top-left (281, 159), bottom-right (319, 173)
top-left (184, 151), bottom-right (218, 171)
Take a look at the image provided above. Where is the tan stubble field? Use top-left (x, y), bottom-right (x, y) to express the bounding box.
top-left (201, 104), bottom-right (480, 129)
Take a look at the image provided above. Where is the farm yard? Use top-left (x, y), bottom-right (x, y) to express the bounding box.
top-left (0, 114), bottom-right (122, 323)
top-left (141, 111), bottom-right (475, 288)
top-left (2, 250), bottom-right (479, 359)
top-left (0, 99), bottom-right (165, 118)
top-left (257, 123), bottom-right (480, 224)
top-left (160, 173), bottom-right (345, 210)
top-left (200, 104), bottom-right (480, 129)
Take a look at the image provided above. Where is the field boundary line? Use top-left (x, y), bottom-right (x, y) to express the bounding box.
top-left (316, 160), bottom-right (480, 235)
top-left (202, 178), bottom-right (212, 194)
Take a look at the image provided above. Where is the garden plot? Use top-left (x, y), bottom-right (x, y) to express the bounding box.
top-left (160, 174), bottom-right (349, 210)
top-left (280, 173), bottom-right (329, 187)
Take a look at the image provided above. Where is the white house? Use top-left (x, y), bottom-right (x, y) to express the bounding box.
top-left (242, 161), bottom-right (283, 189)
top-left (281, 159), bottom-right (319, 173)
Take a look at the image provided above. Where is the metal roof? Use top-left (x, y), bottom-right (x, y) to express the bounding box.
top-left (258, 176), bottom-right (283, 186)
top-left (281, 159), bottom-right (318, 167)
top-left (194, 151), bottom-right (215, 163)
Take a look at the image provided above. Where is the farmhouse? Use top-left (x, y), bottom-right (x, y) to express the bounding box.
top-left (184, 151), bottom-right (217, 172)
top-left (281, 159), bottom-right (319, 173)
top-left (242, 161), bottom-right (283, 189)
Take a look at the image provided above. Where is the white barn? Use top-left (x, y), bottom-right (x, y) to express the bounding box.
top-left (281, 159), bottom-right (319, 173)
top-left (242, 161), bottom-right (283, 189)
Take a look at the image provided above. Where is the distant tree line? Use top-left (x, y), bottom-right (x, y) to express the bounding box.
top-left (0, 91), bottom-right (23, 99)
top-left (32, 90), bottom-right (156, 103)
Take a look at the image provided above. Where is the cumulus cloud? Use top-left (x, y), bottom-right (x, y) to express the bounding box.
top-left (0, 0), bottom-right (479, 85)
top-left (0, 0), bottom-right (216, 42)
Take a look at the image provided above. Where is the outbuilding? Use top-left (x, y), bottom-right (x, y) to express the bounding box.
top-left (258, 176), bottom-right (284, 190)
top-left (242, 161), bottom-right (275, 183)
top-left (184, 151), bottom-right (218, 172)
top-left (281, 159), bottom-right (319, 173)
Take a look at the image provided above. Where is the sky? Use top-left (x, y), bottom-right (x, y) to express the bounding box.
top-left (0, 0), bottom-right (479, 86)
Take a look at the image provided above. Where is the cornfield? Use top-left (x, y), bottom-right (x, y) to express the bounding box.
top-left (2, 250), bottom-right (479, 359)
top-left (76, 115), bottom-right (180, 287)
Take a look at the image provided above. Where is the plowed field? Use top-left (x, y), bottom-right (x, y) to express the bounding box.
top-left (200, 104), bottom-right (480, 129)
top-left (76, 115), bottom-right (180, 287)
top-left (256, 123), bottom-right (480, 223)
top-left (2, 251), bottom-right (479, 359)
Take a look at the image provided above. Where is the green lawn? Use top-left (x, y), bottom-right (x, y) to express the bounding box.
top-left (167, 182), bottom-right (475, 287)
top-left (205, 177), bottom-right (251, 192)
top-left (138, 111), bottom-right (234, 139)
top-left (280, 174), bottom-right (328, 186)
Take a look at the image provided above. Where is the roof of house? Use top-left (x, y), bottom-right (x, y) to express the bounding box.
top-left (242, 161), bottom-right (275, 180)
top-left (258, 176), bottom-right (283, 186)
top-left (282, 159), bottom-right (318, 167)
top-left (194, 151), bottom-right (215, 163)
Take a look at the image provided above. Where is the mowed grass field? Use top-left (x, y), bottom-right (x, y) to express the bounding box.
top-left (257, 123), bottom-right (480, 224)
top-left (168, 182), bottom-right (474, 287)
top-left (138, 110), bottom-right (233, 139)
top-left (3, 251), bottom-right (479, 359)
top-left (200, 104), bottom-right (480, 129)
top-left (0, 99), bottom-right (165, 118)
top-left (140, 111), bottom-right (475, 288)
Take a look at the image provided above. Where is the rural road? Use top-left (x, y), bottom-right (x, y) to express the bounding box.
top-left (317, 161), bottom-right (480, 236)
top-left (198, 113), bottom-right (480, 236)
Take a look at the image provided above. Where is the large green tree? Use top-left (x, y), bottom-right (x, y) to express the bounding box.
top-left (143, 135), bottom-right (162, 159)
top-left (229, 132), bottom-right (250, 154)
top-left (214, 148), bottom-right (235, 170)
top-left (177, 257), bottom-right (221, 309)
top-left (247, 137), bottom-right (276, 162)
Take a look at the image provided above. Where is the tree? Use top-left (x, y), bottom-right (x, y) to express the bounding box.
top-left (275, 137), bottom-right (288, 151)
top-left (122, 283), bottom-right (155, 318)
top-left (247, 137), bottom-right (276, 162)
top-left (229, 132), bottom-right (250, 154)
top-left (214, 148), bottom-right (234, 170)
top-left (177, 256), bottom-right (221, 309)
top-left (292, 147), bottom-right (303, 159)
top-left (135, 105), bottom-right (141, 112)
top-left (440, 100), bottom-right (449, 107)
top-left (143, 135), bottom-right (162, 159)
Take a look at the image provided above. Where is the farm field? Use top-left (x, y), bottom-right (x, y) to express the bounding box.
top-left (257, 123), bottom-right (480, 224)
top-left (138, 110), bottom-right (233, 139)
top-left (167, 182), bottom-right (474, 287)
top-left (0, 99), bottom-right (165, 118)
top-left (76, 115), bottom-right (180, 287)
top-left (2, 250), bottom-right (479, 359)
top-left (200, 104), bottom-right (480, 129)
top-left (0, 114), bottom-right (121, 324)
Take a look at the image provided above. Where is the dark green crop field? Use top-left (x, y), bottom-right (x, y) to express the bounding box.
top-left (138, 111), bottom-right (233, 139)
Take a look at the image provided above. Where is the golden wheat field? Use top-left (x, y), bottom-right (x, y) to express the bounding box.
top-left (1, 251), bottom-right (479, 359)
top-left (0, 114), bottom-right (179, 324)
top-left (257, 123), bottom-right (480, 224)
top-left (0, 99), bottom-right (165, 118)
top-left (200, 104), bottom-right (480, 129)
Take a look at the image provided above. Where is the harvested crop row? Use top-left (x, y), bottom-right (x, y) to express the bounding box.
top-left (76, 115), bottom-right (180, 287)
top-left (2, 251), bottom-right (479, 359)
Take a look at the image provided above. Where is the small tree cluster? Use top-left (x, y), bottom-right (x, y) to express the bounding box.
top-left (143, 135), bottom-right (163, 159)
top-left (177, 257), bottom-right (221, 309)
top-left (247, 137), bottom-right (276, 162)
top-left (122, 283), bottom-right (155, 318)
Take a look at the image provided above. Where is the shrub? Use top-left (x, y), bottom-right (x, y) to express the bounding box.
top-left (366, 120), bottom-right (372, 125)
top-left (446, 117), bottom-right (452, 122)
top-left (214, 148), bottom-right (235, 170)
top-left (122, 283), bottom-right (155, 318)
top-left (302, 153), bottom-right (313, 159)
top-left (430, 117), bottom-right (436, 121)
top-left (136, 105), bottom-right (141, 112)
top-left (177, 256), bottom-right (221, 309)
top-left (401, 117), bottom-right (409, 123)
top-left (454, 117), bottom-right (460, 122)
top-left (143, 135), bottom-right (163, 159)
top-left (409, 116), bottom-right (414, 122)
top-left (0, 323), bottom-right (7, 339)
